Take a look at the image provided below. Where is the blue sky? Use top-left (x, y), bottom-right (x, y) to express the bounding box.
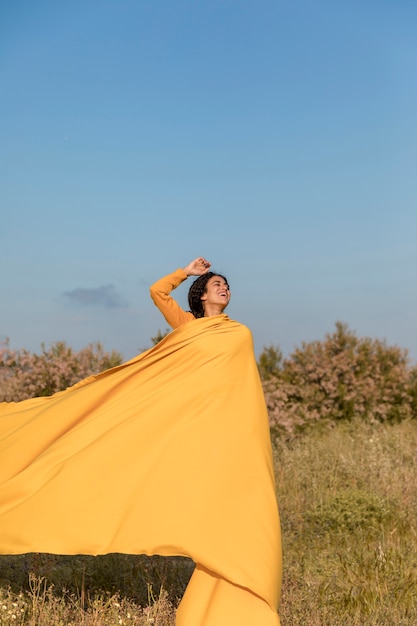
top-left (1, 0), bottom-right (416, 362)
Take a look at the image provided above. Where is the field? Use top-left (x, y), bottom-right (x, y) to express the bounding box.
top-left (276, 418), bottom-right (417, 625)
top-left (1, 418), bottom-right (416, 625)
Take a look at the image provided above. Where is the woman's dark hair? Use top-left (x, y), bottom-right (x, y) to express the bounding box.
top-left (188, 272), bottom-right (229, 318)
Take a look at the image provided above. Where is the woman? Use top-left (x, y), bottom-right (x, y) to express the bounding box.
top-left (150, 256), bottom-right (231, 327)
top-left (149, 257), bottom-right (282, 625)
top-left (0, 258), bottom-right (282, 625)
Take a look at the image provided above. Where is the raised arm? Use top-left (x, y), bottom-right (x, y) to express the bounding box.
top-left (150, 258), bottom-right (212, 329)
top-left (183, 257), bottom-right (211, 277)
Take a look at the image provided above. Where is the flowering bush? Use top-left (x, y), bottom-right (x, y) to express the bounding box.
top-left (261, 322), bottom-right (416, 437)
top-left (0, 340), bottom-right (123, 402)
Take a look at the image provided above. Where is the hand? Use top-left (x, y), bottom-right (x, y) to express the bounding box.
top-left (183, 257), bottom-right (212, 276)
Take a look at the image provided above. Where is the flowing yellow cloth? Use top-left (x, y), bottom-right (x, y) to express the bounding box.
top-left (0, 315), bottom-right (281, 625)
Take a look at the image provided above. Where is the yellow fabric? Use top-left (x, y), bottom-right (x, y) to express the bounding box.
top-left (0, 315), bottom-right (282, 625)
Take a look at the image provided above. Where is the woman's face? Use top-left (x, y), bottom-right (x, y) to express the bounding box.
top-left (200, 275), bottom-right (231, 310)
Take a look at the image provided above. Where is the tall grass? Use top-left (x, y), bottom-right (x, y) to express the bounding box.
top-left (276, 418), bottom-right (417, 625)
top-left (1, 419), bottom-right (416, 624)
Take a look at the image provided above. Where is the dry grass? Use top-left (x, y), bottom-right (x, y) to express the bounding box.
top-left (0, 574), bottom-right (176, 625)
top-left (1, 419), bottom-right (416, 625)
top-left (0, 556), bottom-right (190, 625)
top-left (276, 418), bottom-right (417, 625)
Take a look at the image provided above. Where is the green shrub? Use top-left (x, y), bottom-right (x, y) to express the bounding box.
top-left (261, 322), bottom-right (414, 437)
top-left (0, 340), bottom-right (123, 401)
top-left (306, 488), bottom-right (393, 533)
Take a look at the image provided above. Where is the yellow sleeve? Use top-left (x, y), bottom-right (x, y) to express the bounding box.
top-left (150, 268), bottom-right (196, 329)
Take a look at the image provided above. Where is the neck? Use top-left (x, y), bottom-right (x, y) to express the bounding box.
top-left (203, 304), bottom-right (227, 317)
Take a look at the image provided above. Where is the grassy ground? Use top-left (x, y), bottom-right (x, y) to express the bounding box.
top-left (1, 419), bottom-right (416, 625)
top-left (276, 418), bottom-right (417, 625)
